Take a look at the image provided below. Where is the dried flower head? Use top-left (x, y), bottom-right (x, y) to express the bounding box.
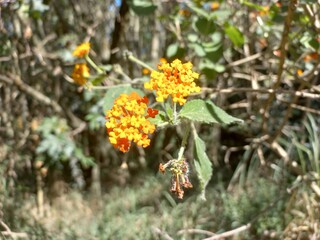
top-left (73, 42), bottom-right (90, 58)
top-left (144, 59), bottom-right (200, 105)
top-left (159, 159), bottom-right (193, 199)
top-left (71, 63), bottom-right (90, 85)
top-left (105, 92), bottom-right (158, 153)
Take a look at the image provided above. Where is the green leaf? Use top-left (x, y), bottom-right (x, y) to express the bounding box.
top-left (190, 43), bottom-right (206, 57)
top-left (194, 17), bottom-right (216, 36)
top-left (209, 10), bottom-right (231, 21)
top-left (199, 59), bottom-right (225, 73)
top-left (240, 0), bottom-right (265, 11)
top-left (148, 110), bottom-right (167, 125)
top-left (194, 135), bottom-right (212, 200)
top-left (90, 75), bottom-right (106, 85)
top-left (179, 99), bottom-right (243, 124)
top-left (166, 43), bottom-right (179, 58)
top-left (224, 23), bottom-right (244, 47)
top-left (187, 33), bottom-right (199, 43)
top-left (186, 3), bottom-right (209, 19)
top-left (127, 0), bottom-right (157, 16)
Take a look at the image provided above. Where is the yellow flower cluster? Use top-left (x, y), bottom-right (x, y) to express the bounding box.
top-left (71, 63), bottom-right (90, 85)
top-left (144, 59), bottom-right (201, 105)
top-left (105, 92), bottom-right (158, 153)
top-left (73, 42), bottom-right (90, 58)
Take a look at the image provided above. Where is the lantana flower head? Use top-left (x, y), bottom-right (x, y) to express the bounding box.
top-left (71, 63), bottom-right (90, 85)
top-left (144, 59), bottom-right (201, 105)
top-left (73, 42), bottom-right (90, 58)
top-left (105, 92), bottom-right (158, 153)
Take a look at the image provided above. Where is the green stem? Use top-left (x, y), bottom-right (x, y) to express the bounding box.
top-left (85, 55), bottom-right (104, 74)
top-left (173, 102), bottom-right (177, 124)
top-left (91, 83), bottom-right (131, 90)
top-left (177, 122), bottom-right (191, 161)
top-left (127, 54), bottom-right (155, 71)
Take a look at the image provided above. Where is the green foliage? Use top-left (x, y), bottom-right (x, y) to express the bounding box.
top-left (36, 117), bottom-right (94, 167)
top-left (180, 99), bottom-right (243, 124)
top-left (224, 23), bottom-right (245, 47)
top-left (193, 134), bottom-right (212, 200)
top-left (6, 174), bottom-right (289, 239)
top-left (127, 0), bottom-right (157, 16)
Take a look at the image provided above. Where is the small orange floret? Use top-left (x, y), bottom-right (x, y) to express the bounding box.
top-left (258, 6), bottom-right (270, 16)
top-left (105, 92), bottom-right (158, 153)
top-left (159, 58), bottom-right (167, 64)
top-left (304, 52), bottom-right (318, 62)
top-left (144, 59), bottom-right (201, 105)
top-left (147, 108), bottom-right (159, 118)
top-left (178, 9), bottom-right (191, 17)
top-left (142, 68), bottom-right (150, 75)
top-left (159, 163), bottom-right (166, 174)
top-left (73, 42), bottom-right (90, 58)
top-left (71, 63), bottom-right (90, 85)
top-left (211, 2), bottom-right (220, 11)
top-left (297, 69), bottom-right (304, 76)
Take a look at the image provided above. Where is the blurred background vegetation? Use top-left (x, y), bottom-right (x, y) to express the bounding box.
top-left (1, 0), bottom-right (320, 239)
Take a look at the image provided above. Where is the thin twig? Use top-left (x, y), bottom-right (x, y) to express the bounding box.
top-left (202, 224), bottom-right (251, 240)
top-left (200, 87), bottom-right (320, 99)
top-left (151, 226), bottom-right (174, 240)
top-left (260, 0), bottom-right (297, 131)
top-left (227, 53), bottom-right (262, 67)
top-left (177, 228), bottom-right (215, 236)
top-left (0, 220), bottom-right (28, 239)
top-left (0, 74), bottom-right (63, 113)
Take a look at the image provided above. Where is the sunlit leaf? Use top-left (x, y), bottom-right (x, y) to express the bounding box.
top-left (180, 99), bottom-right (243, 124)
top-left (224, 23), bottom-right (245, 47)
top-left (194, 135), bottom-right (212, 200)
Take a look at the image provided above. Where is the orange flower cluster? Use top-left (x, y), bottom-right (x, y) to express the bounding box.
top-left (71, 63), bottom-right (90, 85)
top-left (144, 59), bottom-right (201, 105)
top-left (73, 42), bottom-right (90, 58)
top-left (105, 92), bottom-right (158, 153)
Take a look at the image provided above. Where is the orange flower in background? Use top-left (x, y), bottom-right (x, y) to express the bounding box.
top-left (159, 58), bottom-right (167, 64)
top-left (144, 59), bottom-right (201, 105)
top-left (71, 63), bottom-right (90, 85)
top-left (178, 9), bottom-right (191, 17)
top-left (303, 52), bottom-right (318, 62)
top-left (105, 92), bottom-right (158, 153)
top-left (73, 42), bottom-right (90, 58)
top-left (142, 68), bottom-right (150, 75)
top-left (210, 2), bottom-right (220, 11)
top-left (258, 6), bottom-right (270, 16)
top-left (297, 69), bottom-right (304, 76)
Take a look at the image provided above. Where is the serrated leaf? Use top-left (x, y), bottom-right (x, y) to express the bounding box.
top-left (194, 135), bottom-right (212, 200)
top-left (224, 23), bottom-right (244, 47)
top-left (180, 99), bottom-right (243, 124)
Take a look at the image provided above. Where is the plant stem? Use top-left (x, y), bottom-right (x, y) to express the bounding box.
top-left (173, 102), bottom-right (177, 124)
top-left (177, 122), bottom-right (191, 161)
top-left (127, 53), bottom-right (155, 71)
top-left (85, 55), bottom-right (104, 74)
top-left (91, 83), bottom-right (131, 90)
